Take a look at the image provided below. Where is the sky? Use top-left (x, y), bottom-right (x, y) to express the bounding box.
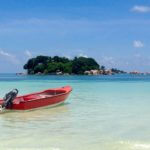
top-left (0, 0), bottom-right (150, 72)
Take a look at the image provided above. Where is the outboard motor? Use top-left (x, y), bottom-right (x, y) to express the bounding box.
top-left (1, 89), bottom-right (18, 111)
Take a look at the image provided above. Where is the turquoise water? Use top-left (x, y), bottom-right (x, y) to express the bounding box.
top-left (0, 74), bottom-right (150, 150)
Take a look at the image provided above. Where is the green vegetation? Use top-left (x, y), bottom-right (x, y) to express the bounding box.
top-left (111, 68), bottom-right (126, 74)
top-left (24, 55), bottom-right (126, 75)
top-left (24, 56), bottom-right (100, 75)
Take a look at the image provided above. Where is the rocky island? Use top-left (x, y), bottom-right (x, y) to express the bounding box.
top-left (24, 55), bottom-right (125, 75)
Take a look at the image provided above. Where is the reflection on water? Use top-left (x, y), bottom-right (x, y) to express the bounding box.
top-left (0, 103), bottom-right (70, 122)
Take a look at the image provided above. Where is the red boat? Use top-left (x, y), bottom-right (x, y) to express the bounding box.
top-left (0, 86), bottom-right (72, 111)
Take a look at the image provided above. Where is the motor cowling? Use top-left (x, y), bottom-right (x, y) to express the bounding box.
top-left (2, 89), bottom-right (19, 109)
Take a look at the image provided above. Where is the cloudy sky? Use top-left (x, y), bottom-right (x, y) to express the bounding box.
top-left (0, 0), bottom-right (150, 72)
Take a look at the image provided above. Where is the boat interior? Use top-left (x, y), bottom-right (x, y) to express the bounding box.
top-left (18, 89), bottom-right (66, 101)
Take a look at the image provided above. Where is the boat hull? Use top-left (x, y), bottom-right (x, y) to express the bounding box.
top-left (0, 86), bottom-right (72, 110)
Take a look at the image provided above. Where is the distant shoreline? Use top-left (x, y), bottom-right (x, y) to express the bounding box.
top-left (23, 55), bottom-right (125, 75)
top-left (16, 72), bottom-right (150, 76)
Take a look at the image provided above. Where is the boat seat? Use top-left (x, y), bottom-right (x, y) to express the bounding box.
top-left (13, 97), bottom-right (24, 104)
top-left (38, 94), bottom-right (52, 98)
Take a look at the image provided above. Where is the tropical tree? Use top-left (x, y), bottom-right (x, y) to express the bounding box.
top-left (24, 55), bottom-right (100, 75)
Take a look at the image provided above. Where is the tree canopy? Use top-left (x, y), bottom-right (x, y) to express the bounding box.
top-left (24, 56), bottom-right (100, 75)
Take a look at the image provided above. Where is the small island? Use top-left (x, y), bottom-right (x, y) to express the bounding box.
top-left (23, 55), bottom-right (126, 75)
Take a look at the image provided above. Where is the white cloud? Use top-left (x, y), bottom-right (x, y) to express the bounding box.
top-left (134, 53), bottom-right (141, 58)
top-left (78, 53), bottom-right (88, 58)
top-left (0, 50), bottom-right (12, 57)
top-left (102, 56), bottom-right (115, 65)
top-left (25, 50), bottom-right (32, 58)
top-left (131, 5), bottom-right (150, 13)
top-left (100, 56), bottom-right (117, 69)
top-left (0, 49), bottom-right (20, 64)
top-left (133, 40), bottom-right (144, 48)
top-left (63, 55), bottom-right (72, 59)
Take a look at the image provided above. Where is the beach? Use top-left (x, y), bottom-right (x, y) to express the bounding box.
top-left (0, 74), bottom-right (150, 150)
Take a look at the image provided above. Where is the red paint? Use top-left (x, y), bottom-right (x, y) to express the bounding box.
top-left (0, 86), bottom-right (72, 110)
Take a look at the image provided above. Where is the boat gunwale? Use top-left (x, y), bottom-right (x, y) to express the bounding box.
top-left (21, 90), bottom-right (72, 103)
top-left (16, 86), bottom-right (72, 103)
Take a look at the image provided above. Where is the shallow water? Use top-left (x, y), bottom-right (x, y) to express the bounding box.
top-left (0, 74), bottom-right (150, 150)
